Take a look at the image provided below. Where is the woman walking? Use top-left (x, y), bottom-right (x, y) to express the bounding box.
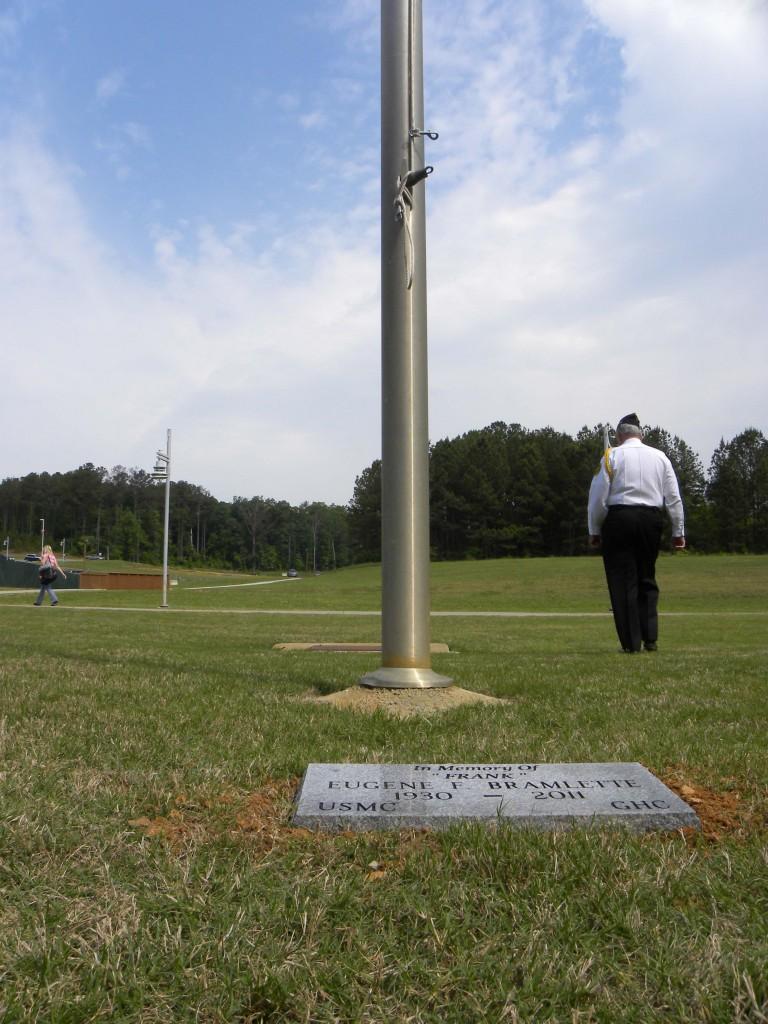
top-left (34, 545), bottom-right (66, 606)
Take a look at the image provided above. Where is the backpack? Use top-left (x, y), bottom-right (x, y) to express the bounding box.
top-left (39, 563), bottom-right (57, 583)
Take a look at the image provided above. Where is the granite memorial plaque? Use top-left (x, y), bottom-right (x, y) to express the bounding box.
top-left (293, 762), bottom-right (700, 832)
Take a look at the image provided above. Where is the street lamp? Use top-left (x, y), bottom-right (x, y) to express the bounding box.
top-left (40, 518), bottom-right (45, 556)
top-left (151, 428), bottom-right (172, 608)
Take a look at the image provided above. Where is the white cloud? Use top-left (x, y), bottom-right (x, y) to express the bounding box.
top-left (298, 109), bottom-right (327, 130)
top-left (120, 121), bottom-right (150, 147)
top-left (1, 1), bottom-right (766, 506)
top-left (94, 120), bottom-right (151, 179)
top-left (421, 0), bottom-right (767, 459)
top-left (0, 123), bottom-right (380, 503)
top-left (95, 68), bottom-right (126, 104)
top-left (0, 12), bottom-right (21, 50)
top-left (0, 0), bottom-right (37, 54)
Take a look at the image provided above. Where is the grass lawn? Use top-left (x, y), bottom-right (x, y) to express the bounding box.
top-left (0, 555), bottom-right (766, 1022)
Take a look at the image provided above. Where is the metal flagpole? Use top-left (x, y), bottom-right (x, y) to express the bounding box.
top-left (361, 0), bottom-right (451, 689)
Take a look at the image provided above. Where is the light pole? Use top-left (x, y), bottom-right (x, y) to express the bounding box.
top-left (40, 518), bottom-right (45, 556)
top-left (361, 0), bottom-right (451, 689)
top-left (312, 514), bottom-right (319, 574)
top-left (3, 536), bottom-right (9, 560)
top-left (151, 429), bottom-right (172, 608)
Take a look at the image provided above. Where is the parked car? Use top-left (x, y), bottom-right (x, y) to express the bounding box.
top-left (86, 553), bottom-right (105, 560)
top-left (287, 568), bottom-right (298, 577)
top-left (24, 553), bottom-right (41, 562)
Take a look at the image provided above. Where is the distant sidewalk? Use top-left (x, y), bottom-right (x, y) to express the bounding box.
top-left (184, 578), bottom-right (300, 591)
top-left (2, 604), bottom-right (764, 618)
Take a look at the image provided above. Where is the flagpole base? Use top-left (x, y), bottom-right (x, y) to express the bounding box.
top-left (359, 666), bottom-right (453, 690)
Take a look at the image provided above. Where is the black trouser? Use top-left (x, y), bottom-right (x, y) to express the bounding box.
top-left (601, 505), bottom-right (663, 652)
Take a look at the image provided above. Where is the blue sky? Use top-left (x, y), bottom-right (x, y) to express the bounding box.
top-left (4, 2), bottom-right (380, 264)
top-left (2, 0), bottom-right (766, 505)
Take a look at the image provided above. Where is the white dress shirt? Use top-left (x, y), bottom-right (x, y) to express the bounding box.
top-left (588, 437), bottom-right (685, 536)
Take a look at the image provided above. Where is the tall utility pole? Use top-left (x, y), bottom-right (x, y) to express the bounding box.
top-left (151, 429), bottom-right (172, 608)
top-left (361, 0), bottom-right (451, 689)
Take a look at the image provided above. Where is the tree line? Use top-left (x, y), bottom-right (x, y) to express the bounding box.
top-left (0, 464), bottom-right (352, 572)
top-left (348, 423), bottom-right (768, 561)
top-left (2, 423), bottom-right (766, 569)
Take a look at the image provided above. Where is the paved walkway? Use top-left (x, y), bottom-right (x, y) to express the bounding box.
top-left (1, 598), bottom-right (765, 618)
top-left (184, 578), bottom-right (299, 591)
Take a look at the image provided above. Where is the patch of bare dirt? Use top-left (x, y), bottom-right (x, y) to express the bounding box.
top-left (306, 684), bottom-right (506, 718)
top-left (662, 770), bottom-right (766, 841)
top-left (128, 779), bottom-right (302, 852)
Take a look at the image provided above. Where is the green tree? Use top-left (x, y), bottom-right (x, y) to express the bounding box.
top-left (234, 496), bottom-right (269, 571)
top-left (348, 460), bottom-right (381, 562)
top-left (643, 426), bottom-right (709, 550)
top-left (707, 428), bottom-right (768, 552)
top-left (112, 509), bottom-right (147, 562)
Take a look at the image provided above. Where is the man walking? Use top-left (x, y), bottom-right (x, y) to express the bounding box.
top-left (588, 413), bottom-right (685, 653)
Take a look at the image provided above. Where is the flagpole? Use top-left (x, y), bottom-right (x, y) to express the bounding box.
top-left (361, 0), bottom-right (451, 689)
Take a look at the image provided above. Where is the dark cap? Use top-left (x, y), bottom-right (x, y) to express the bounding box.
top-left (617, 412), bottom-right (640, 428)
